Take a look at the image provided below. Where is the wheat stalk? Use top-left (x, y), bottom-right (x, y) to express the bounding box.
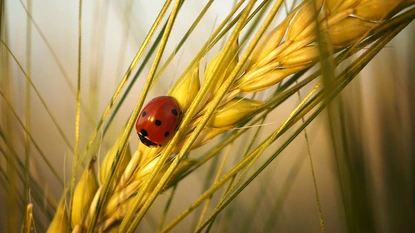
top-left (2, 0), bottom-right (412, 232)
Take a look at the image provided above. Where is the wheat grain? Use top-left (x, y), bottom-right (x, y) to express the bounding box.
top-left (71, 158), bottom-right (98, 229)
top-left (47, 197), bottom-right (69, 233)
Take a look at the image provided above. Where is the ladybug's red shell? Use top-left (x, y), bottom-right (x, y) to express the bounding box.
top-left (136, 96), bottom-right (182, 147)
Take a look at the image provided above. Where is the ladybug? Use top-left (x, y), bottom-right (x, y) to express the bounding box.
top-left (135, 96), bottom-right (182, 147)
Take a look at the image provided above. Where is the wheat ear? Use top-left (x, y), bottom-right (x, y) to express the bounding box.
top-left (47, 0), bottom-right (414, 232)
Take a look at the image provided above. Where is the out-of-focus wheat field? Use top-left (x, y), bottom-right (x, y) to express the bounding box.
top-left (1, 0), bottom-right (414, 232)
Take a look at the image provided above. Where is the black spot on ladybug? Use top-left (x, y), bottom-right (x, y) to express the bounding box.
top-left (155, 120), bottom-right (162, 126)
top-left (164, 131), bottom-right (170, 137)
top-left (142, 111), bottom-right (147, 117)
top-left (171, 109), bottom-right (178, 116)
top-left (140, 129), bottom-right (148, 137)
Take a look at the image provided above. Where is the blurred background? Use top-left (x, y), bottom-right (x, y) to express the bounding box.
top-left (1, 0), bottom-right (414, 232)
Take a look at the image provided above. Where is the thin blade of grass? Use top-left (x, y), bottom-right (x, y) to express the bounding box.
top-left (22, 0), bottom-right (33, 231)
top-left (68, 0), bottom-right (83, 227)
top-left (297, 82), bottom-right (326, 233)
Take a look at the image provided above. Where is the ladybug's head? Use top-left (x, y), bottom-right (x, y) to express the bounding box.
top-left (138, 132), bottom-right (160, 147)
